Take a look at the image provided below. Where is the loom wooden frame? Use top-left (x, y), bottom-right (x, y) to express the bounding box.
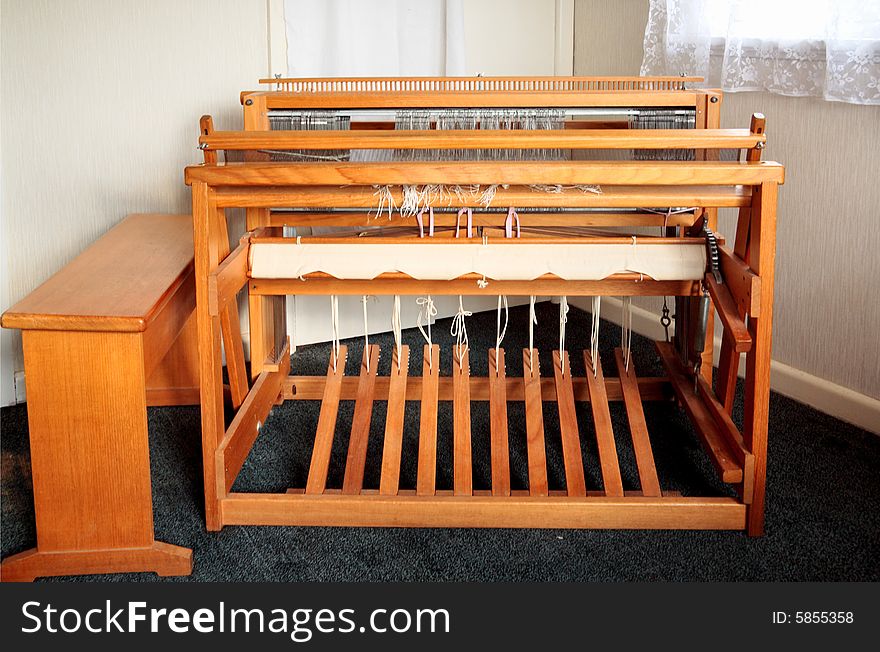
top-left (185, 77), bottom-right (780, 536)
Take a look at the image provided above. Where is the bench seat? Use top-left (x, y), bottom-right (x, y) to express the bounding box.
top-left (0, 213), bottom-right (196, 581)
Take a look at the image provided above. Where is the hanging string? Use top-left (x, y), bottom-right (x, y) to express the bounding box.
top-left (456, 207), bottom-right (473, 239)
top-left (495, 295), bottom-right (509, 351)
top-left (528, 295), bottom-right (537, 372)
top-left (392, 295), bottom-right (402, 372)
top-left (493, 295), bottom-right (510, 376)
top-left (623, 237), bottom-right (636, 371)
top-left (290, 295), bottom-right (297, 356)
top-left (589, 296), bottom-right (601, 377)
top-left (416, 295), bottom-right (437, 371)
top-left (416, 206), bottom-right (435, 238)
top-left (559, 296), bottom-right (569, 376)
top-left (361, 295), bottom-right (371, 371)
top-left (505, 207), bottom-right (521, 238)
top-left (621, 296), bottom-right (633, 372)
top-left (476, 232), bottom-right (490, 288)
top-left (330, 295), bottom-right (340, 372)
top-left (290, 231), bottom-right (299, 356)
top-left (450, 296), bottom-right (472, 369)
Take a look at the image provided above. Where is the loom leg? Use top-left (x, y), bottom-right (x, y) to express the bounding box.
top-left (742, 182), bottom-right (777, 537)
top-left (193, 182), bottom-right (226, 531)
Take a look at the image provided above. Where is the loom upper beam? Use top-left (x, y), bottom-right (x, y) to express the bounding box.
top-left (185, 160), bottom-right (784, 187)
top-left (200, 128), bottom-right (766, 151)
top-left (208, 184), bottom-right (753, 209)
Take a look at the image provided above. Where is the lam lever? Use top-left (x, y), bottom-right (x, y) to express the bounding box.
top-left (693, 288), bottom-right (711, 392)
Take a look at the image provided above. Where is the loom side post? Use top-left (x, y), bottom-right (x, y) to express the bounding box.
top-left (742, 181), bottom-right (778, 537)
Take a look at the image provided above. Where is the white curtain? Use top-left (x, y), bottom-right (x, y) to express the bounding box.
top-left (279, 1), bottom-right (469, 346)
top-left (641, 0), bottom-right (880, 105)
top-left (284, 0), bottom-right (466, 76)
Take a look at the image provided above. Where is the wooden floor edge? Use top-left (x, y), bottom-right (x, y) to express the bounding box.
top-left (219, 494), bottom-right (746, 530)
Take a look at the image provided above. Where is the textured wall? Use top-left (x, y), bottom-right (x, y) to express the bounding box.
top-left (462, 0), bottom-right (559, 75)
top-left (0, 0), bottom-right (268, 404)
top-left (573, 0), bottom-right (880, 399)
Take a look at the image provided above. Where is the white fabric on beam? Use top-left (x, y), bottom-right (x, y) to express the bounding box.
top-left (250, 242), bottom-right (707, 282)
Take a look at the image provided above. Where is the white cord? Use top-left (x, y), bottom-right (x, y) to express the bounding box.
top-left (291, 294), bottom-right (297, 355)
top-left (559, 296), bottom-right (569, 376)
top-left (361, 295), bottom-right (370, 372)
top-left (330, 295), bottom-right (340, 372)
top-left (450, 296), bottom-right (472, 369)
top-left (492, 295), bottom-right (509, 376)
top-left (505, 207), bottom-right (521, 238)
top-left (528, 295), bottom-right (537, 372)
top-left (590, 296), bottom-right (601, 377)
top-left (621, 296), bottom-right (633, 372)
top-left (495, 295), bottom-right (509, 351)
top-left (392, 295), bottom-right (402, 372)
top-left (416, 295), bottom-right (437, 370)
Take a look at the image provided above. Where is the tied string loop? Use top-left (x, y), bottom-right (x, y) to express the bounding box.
top-left (495, 295), bottom-right (509, 351)
top-left (589, 296), bottom-right (601, 377)
top-left (621, 296), bottom-right (633, 372)
top-left (528, 295), bottom-right (537, 372)
top-left (416, 296), bottom-right (437, 370)
top-left (456, 207), bottom-right (473, 239)
top-left (416, 206), bottom-right (435, 238)
top-left (330, 295), bottom-right (340, 373)
top-left (559, 296), bottom-right (569, 376)
top-left (450, 296), bottom-right (472, 370)
top-left (505, 207), bottom-right (521, 239)
top-left (360, 295), bottom-right (377, 371)
top-left (391, 295), bottom-right (402, 372)
top-left (494, 295), bottom-right (510, 376)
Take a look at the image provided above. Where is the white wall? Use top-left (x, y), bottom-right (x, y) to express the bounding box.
top-left (573, 0), bottom-right (880, 405)
top-left (0, 0), bottom-right (269, 405)
top-left (463, 0), bottom-right (572, 75)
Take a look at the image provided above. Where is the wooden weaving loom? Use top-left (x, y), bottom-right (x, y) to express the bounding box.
top-left (185, 76), bottom-right (782, 536)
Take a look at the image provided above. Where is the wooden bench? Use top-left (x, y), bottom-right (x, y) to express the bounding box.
top-left (1, 213), bottom-right (197, 581)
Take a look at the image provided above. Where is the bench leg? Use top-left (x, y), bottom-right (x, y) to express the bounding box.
top-left (1, 543), bottom-right (192, 582)
top-left (146, 312), bottom-right (201, 406)
top-left (2, 330), bottom-right (192, 581)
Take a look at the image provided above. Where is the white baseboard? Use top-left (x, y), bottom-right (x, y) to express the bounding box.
top-left (568, 297), bottom-right (880, 434)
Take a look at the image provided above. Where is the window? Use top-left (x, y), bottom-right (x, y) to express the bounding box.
top-left (641, 0), bottom-right (880, 105)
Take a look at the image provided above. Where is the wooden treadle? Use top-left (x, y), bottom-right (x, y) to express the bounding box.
top-left (288, 344), bottom-right (698, 502)
top-left (305, 345), bottom-right (347, 494)
top-left (522, 348), bottom-right (549, 496)
top-left (417, 344), bottom-right (440, 496)
top-left (453, 345), bottom-right (472, 496)
top-left (379, 345), bottom-right (409, 495)
top-left (489, 348), bottom-right (510, 496)
top-left (553, 350), bottom-right (587, 497)
top-left (342, 345), bottom-right (380, 494)
top-left (584, 351), bottom-right (624, 497)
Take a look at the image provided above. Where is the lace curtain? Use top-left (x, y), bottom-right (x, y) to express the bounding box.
top-left (641, 0), bottom-right (880, 105)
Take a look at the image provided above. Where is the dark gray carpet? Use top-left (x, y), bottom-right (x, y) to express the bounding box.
top-left (2, 304), bottom-right (878, 581)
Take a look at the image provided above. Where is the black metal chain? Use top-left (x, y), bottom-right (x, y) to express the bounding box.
top-left (661, 297), bottom-right (671, 342)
